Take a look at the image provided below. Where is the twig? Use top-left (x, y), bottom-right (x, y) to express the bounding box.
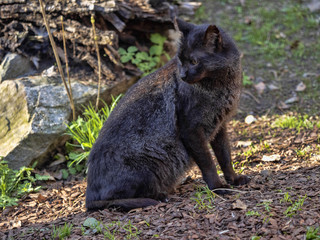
top-left (213, 188), bottom-right (249, 194)
top-left (61, 16), bottom-right (75, 121)
top-left (91, 14), bottom-right (102, 111)
top-left (38, 0), bottom-right (76, 120)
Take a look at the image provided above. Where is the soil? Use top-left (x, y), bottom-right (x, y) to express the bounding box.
top-left (1, 117), bottom-right (319, 239)
top-left (1, 0), bottom-right (320, 239)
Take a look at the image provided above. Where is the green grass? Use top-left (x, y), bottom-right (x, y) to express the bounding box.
top-left (271, 114), bottom-right (320, 132)
top-left (65, 95), bottom-right (121, 166)
top-left (82, 217), bottom-right (140, 239)
top-left (191, 185), bottom-right (216, 212)
top-left (246, 210), bottom-right (261, 217)
top-left (200, 0), bottom-right (320, 115)
top-left (52, 223), bottom-right (73, 240)
top-left (283, 195), bottom-right (307, 217)
top-left (0, 159), bottom-right (50, 209)
top-left (306, 226), bottom-right (320, 240)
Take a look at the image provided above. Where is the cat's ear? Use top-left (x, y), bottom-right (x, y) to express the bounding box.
top-left (203, 25), bottom-right (222, 49)
top-left (176, 18), bottom-right (193, 36)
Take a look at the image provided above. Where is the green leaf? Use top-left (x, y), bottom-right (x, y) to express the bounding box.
top-left (120, 55), bottom-right (132, 63)
top-left (150, 33), bottom-right (166, 45)
top-left (83, 217), bottom-right (99, 228)
top-left (75, 164), bottom-right (84, 172)
top-left (135, 51), bottom-right (149, 60)
top-left (149, 45), bottom-right (162, 56)
top-left (118, 47), bottom-right (127, 55)
top-left (127, 46), bottom-right (138, 53)
top-left (61, 169), bottom-right (69, 180)
top-left (131, 58), bottom-right (142, 65)
top-left (35, 174), bottom-right (51, 181)
top-left (68, 167), bottom-right (77, 175)
top-left (152, 56), bottom-right (160, 64)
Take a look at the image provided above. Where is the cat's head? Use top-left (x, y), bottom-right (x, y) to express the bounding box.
top-left (176, 19), bottom-right (240, 84)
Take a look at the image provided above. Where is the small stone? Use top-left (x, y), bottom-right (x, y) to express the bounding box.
top-left (268, 83), bottom-right (279, 91)
top-left (254, 81), bottom-right (266, 95)
top-left (245, 115), bottom-right (257, 124)
top-left (0, 53), bottom-right (34, 82)
top-left (284, 96), bottom-right (299, 104)
top-left (262, 154), bottom-right (281, 162)
top-left (295, 82), bottom-right (306, 92)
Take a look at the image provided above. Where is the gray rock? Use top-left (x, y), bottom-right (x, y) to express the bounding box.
top-left (0, 73), bottom-right (136, 169)
top-left (0, 53), bottom-right (34, 82)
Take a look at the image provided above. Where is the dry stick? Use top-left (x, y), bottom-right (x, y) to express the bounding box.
top-left (91, 14), bottom-right (102, 111)
top-left (38, 0), bottom-right (76, 120)
top-left (61, 16), bottom-right (75, 121)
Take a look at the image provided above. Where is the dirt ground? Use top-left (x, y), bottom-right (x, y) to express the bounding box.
top-left (1, 116), bottom-right (319, 239)
top-left (1, 0), bottom-right (320, 239)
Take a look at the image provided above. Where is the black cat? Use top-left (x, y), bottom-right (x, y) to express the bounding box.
top-left (86, 19), bottom-right (249, 211)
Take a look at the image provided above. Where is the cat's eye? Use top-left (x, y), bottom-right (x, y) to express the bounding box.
top-left (190, 58), bottom-right (198, 65)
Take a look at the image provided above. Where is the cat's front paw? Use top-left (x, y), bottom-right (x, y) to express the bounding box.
top-left (232, 175), bottom-right (250, 186)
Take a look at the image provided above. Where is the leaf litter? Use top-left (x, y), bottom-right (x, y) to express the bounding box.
top-left (1, 116), bottom-right (319, 239)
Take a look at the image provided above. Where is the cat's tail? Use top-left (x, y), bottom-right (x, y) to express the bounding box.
top-left (86, 198), bottom-right (159, 212)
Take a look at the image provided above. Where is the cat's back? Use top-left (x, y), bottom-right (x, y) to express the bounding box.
top-left (93, 58), bottom-right (179, 150)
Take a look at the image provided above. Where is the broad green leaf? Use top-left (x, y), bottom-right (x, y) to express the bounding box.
top-left (136, 51), bottom-right (149, 60)
top-left (132, 58), bottom-right (142, 65)
top-left (120, 55), bottom-right (132, 63)
top-left (150, 33), bottom-right (166, 45)
top-left (127, 46), bottom-right (138, 53)
top-left (118, 47), bottom-right (127, 55)
top-left (83, 217), bottom-right (99, 228)
top-left (61, 169), bottom-right (69, 180)
top-left (149, 45), bottom-right (162, 56)
top-left (35, 174), bottom-right (51, 181)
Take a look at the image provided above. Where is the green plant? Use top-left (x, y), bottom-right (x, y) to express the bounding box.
top-left (233, 161), bottom-right (246, 174)
top-left (258, 200), bottom-right (272, 212)
top-left (65, 95), bottom-right (121, 166)
top-left (191, 185), bottom-right (216, 211)
top-left (272, 114), bottom-right (315, 132)
top-left (242, 72), bottom-right (253, 86)
top-left (284, 195), bottom-right (307, 217)
top-left (121, 220), bottom-right (140, 239)
top-left (246, 210), bottom-right (261, 216)
top-left (251, 236), bottom-right (261, 240)
top-left (306, 226), bottom-right (320, 240)
top-left (242, 145), bottom-right (259, 159)
top-left (296, 146), bottom-right (312, 158)
top-left (82, 217), bottom-right (140, 239)
top-left (52, 223), bottom-right (73, 240)
top-left (280, 192), bottom-right (292, 204)
top-left (119, 33), bottom-right (170, 76)
top-left (194, 5), bottom-right (208, 23)
top-left (0, 160), bottom-right (49, 209)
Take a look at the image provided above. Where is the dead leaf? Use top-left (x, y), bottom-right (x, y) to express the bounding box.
top-left (49, 153), bottom-right (67, 167)
top-left (295, 82), bottom-right (306, 92)
top-left (232, 199), bottom-right (247, 210)
top-left (254, 81), bottom-right (266, 95)
top-left (37, 194), bottom-right (47, 203)
top-left (277, 101), bottom-right (290, 109)
top-left (262, 154), bottom-right (281, 162)
top-left (268, 83), bottom-right (279, 91)
top-left (237, 140), bottom-right (252, 148)
top-left (284, 96), bottom-right (299, 104)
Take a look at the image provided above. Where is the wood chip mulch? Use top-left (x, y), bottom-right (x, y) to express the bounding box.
top-left (1, 116), bottom-right (319, 239)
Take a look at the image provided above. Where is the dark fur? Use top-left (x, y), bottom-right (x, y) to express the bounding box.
top-left (86, 19), bottom-right (249, 211)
